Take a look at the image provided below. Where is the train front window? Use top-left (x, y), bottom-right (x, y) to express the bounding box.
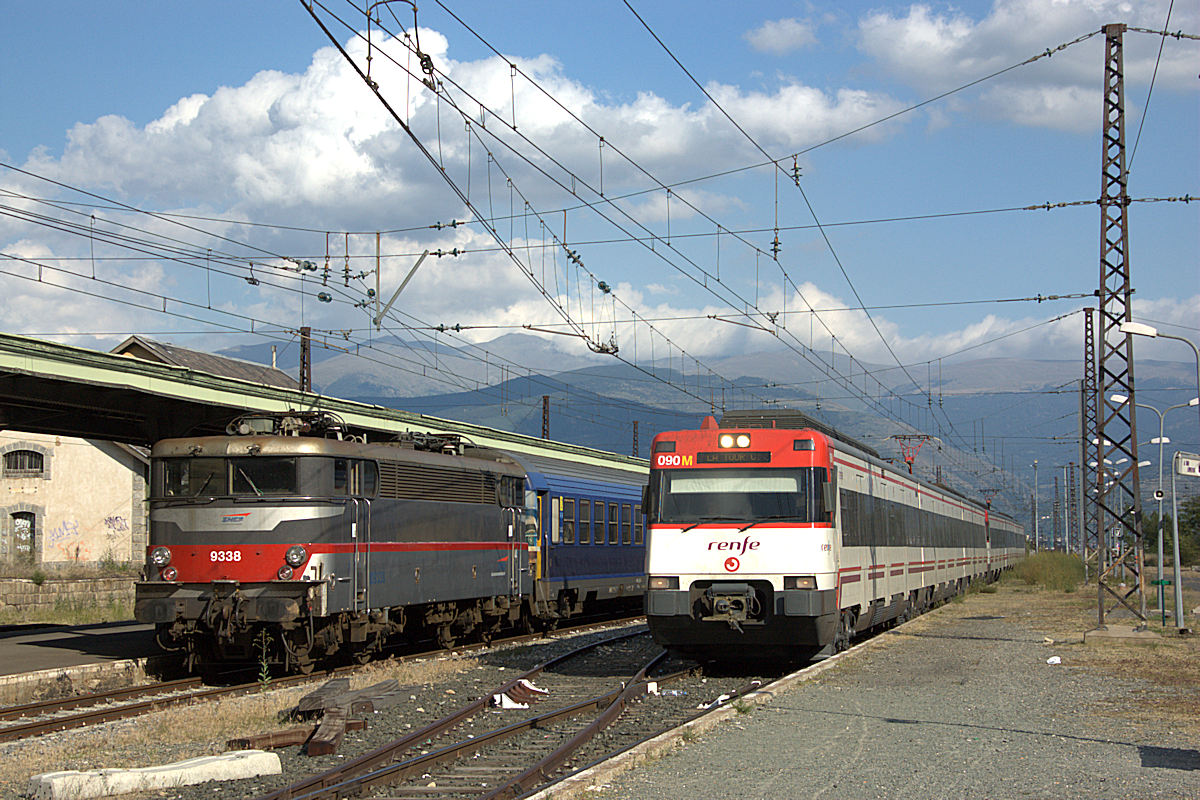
top-left (652, 467), bottom-right (825, 524)
top-left (162, 458), bottom-right (225, 497)
top-left (230, 457), bottom-right (297, 495)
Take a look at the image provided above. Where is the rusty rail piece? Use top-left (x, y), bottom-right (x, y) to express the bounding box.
top-left (254, 628), bottom-right (652, 800)
top-left (0, 676), bottom-right (203, 722)
top-left (0, 670), bottom-right (325, 744)
top-left (0, 616), bottom-right (643, 745)
top-left (481, 649), bottom-right (669, 800)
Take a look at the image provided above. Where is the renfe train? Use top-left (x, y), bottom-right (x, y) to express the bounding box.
top-left (134, 411), bottom-right (647, 672)
top-left (643, 410), bottom-right (1025, 660)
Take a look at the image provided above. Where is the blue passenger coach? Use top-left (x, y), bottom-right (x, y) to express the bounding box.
top-left (512, 452), bottom-right (647, 622)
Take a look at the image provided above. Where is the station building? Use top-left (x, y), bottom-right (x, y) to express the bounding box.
top-left (0, 336), bottom-right (296, 574)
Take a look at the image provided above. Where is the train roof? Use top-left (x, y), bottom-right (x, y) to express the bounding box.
top-left (718, 409), bottom-right (881, 459)
top-left (502, 449), bottom-right (647, 495)
top-left (700, 410), bottom-right (1020, 526)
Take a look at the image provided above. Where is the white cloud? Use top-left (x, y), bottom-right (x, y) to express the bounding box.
top-left (858, 0), bottom-right (1200, 131)
top-left (745, 18), bottom-right (818, 55)
top-left (2, 11), bottom-right (1190, 389)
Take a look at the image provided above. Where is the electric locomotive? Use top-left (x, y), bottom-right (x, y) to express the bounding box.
top-left (135, 411), bottom-right (647, 672)
top-left (643, 410), bottom-right (1024, 661)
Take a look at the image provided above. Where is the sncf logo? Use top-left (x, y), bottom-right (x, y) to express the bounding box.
top-left (707, 536), bottom-right (760, 555)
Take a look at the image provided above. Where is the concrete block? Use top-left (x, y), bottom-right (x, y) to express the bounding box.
top-left (28, 750), bottom-right (281, 799)
top-left (1083, 625), bottom-right (1161, 643)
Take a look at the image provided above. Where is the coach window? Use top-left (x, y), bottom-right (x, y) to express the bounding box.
top-left (621, 503), bottom-right (632, 544)
top-left (634, 503), bottom-right (644, 544)
top-left (608, 502), bottom-right (619, 544)
top-left (579, 499), bottom-right (591, 544)
top-left (561, 498), bottom-right (576, 544)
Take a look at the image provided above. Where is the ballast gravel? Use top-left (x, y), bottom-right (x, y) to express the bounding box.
top-left (583, 610), bottom-right (1200, 800)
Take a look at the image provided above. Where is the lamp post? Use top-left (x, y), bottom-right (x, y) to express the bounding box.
top-left (1120, 322), bottom-right (1200, 440)
top-left (1110, 393), bottom-right (1199, 626)
top-left (1170, 452), bottom-right (1200, 630)
top-left (1032, 460), bottom-right (1039, 551)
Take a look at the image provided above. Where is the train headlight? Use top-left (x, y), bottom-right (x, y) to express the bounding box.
top-left (717, 433), bottom-right (751, 448)
top-left (784, 575), bottom-right (817, 590)
top-left (277, 565), bottom-right (294, 581)
top-left (284, 545), bottom-right (308, 567)
top-left (648, 576), bottom-right (679, 590)
top-left (150, 546), bottom-right (172, 567)
top-left (160, 566), bottom-right (178, 582)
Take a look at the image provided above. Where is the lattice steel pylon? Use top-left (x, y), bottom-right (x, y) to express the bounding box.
top-left (1081, 315), bottom-right (1099, 583)
top-left (1094, 23), bottom-right (1146, 628)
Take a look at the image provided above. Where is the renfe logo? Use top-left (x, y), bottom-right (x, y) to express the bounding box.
top-left (707, 536), bottom-right (760, 555)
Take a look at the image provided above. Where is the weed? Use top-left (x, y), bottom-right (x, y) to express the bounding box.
top-left (30, 569), bottom-right (46, 586)
top-left (1012, 551), bottom-right (1084, 592)
top-left (733, 699), bottom-right (755, 714)
top-left (255, 630), bottom-right (273, 690)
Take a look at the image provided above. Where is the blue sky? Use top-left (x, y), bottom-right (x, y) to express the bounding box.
top-left (0, 0), bottom-right (1196, 386)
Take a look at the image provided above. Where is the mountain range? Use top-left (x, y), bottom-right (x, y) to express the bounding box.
top-left (219, 333), bottom-right (1200, 529)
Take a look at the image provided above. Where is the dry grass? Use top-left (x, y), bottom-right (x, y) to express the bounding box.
top-left (0, 653), bottom-right (479, 797)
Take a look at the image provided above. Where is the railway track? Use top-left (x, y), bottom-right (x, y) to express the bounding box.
top-left (249, 629), bottom-right (778, 800)
top-left (0, 616), bottom-right (645, 745)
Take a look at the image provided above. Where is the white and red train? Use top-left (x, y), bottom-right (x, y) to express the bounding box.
top-left (643, 410), bottom-right (1025, 660)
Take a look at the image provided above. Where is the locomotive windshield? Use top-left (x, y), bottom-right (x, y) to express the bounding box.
top-left (160, 457), bottom-right (298, 497)
top-left (650, 467), bottom-right (826, 524)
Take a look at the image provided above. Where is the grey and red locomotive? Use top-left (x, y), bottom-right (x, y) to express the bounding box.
top-left (135, 411), bottom-right (647, 672)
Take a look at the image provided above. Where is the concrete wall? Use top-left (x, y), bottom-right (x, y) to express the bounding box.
top-left (0, 577), bottom-right (135, 613)
top-left (0, 432), bottom-right (148, 570)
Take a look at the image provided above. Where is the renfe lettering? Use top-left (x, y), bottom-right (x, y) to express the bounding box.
top-left (707, 536), bottom-right (761, 555)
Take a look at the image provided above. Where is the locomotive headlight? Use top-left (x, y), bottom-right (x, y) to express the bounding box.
top-left (784, 575), bottom-right (817, 590)
top-left (277, 565), bottom-right (294, 580)
top-left (160, 566), bottom-right (178, 582)
top-left (718, 434), bottom-right (734, 448)
top-left (648, 576), bottom-right (679, 590)
top-left (150, 546), bottom-right (172, 567)
top-left (284, 545), bottom-right (308, 567)
top-left (735, 434), bottom-right (750, 448)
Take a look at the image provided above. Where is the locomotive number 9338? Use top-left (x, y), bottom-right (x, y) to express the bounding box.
top-left (135, 411), bottom-right (648, 673)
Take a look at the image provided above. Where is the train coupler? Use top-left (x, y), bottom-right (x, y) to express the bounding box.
top-left (700, 582), bottom-right (762, 632)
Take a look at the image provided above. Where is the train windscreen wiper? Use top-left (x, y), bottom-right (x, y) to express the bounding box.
top-left (738, 515), bottom-right (803, 532)
top-left (236, 468), bottom-right (264, 496)
top-left (679, 515), bottom-right (742, 533)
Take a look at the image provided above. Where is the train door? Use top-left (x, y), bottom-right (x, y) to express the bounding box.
top-left (984, 507), bottom-right (992, 573)
top-left (547, 495), bottom-right (559, 582)
top-left (503, 506), bottom-right (521, 597)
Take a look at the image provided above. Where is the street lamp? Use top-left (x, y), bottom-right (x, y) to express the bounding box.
top-left (1032, 460), bottom-right (1039, 551)
top-left (1120, 321), bottom-right (1200, 441)
top-left (1112, 391), bottom-right (1200, 628)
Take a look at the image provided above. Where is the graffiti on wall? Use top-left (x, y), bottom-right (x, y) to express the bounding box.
top-left (47, 518), bottom-right (91, 561)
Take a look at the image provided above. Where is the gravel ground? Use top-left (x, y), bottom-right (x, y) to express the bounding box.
top-left (6, 622), bottom-right (763, 799)
top-left (584, 598), bottom-right (1200, 800)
